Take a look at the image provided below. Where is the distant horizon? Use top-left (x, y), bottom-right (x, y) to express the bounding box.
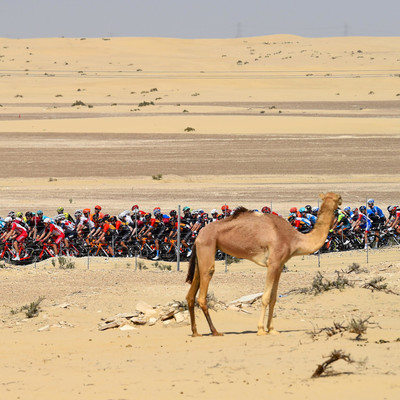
top-left (1, 0), bottom-right (399, 40)
top-left (2, 33), bottom-right (399, 41)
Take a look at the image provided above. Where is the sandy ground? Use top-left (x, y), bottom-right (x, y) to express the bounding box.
top-left (0, 35), bottom-right (399, 399)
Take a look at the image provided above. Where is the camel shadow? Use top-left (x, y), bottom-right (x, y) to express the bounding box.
top-left (221, 328), bottom-right (309, 336)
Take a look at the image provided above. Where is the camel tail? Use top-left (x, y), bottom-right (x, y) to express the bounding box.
top-left (186, 243), bottom-right (197, 284)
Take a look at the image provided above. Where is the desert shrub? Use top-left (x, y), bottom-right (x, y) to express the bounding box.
top-left (225, 255), bottom-right (241, 266)
top-left (184, 127), bottom-right (195, 132)
top-left (12, 296), bottom-right (45, 318)
top-left (138, 101), bottom-right (154, 107)
top-left (362, 276), bottom-right (388, 292)
top-left (152, 261), bottom-right (172, 271)
top-left (72, 100), bottom-right (85, 106)
top-left (152, 174), bottom-right (163, 180)
top-left (309, 271), bottom-right (352, 295)
top-left (312, 349), bottom-right (354, 378)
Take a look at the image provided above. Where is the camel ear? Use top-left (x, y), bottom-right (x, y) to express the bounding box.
top-left (319, 193), bottom-right (325, 201)
top-left (338, 195), bottom-right (342, 206)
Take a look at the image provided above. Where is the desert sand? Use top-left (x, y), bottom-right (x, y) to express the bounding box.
top-left (0, 35), bottom-right (399, 399)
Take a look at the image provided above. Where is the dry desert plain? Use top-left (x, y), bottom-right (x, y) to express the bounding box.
top-left (0, 35), bottom-right (400, 399)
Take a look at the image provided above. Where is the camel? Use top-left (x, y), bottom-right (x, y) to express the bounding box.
top-left (186, 192), bottom-right (342, 337)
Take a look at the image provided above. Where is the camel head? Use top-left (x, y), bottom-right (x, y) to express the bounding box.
top-left (319, 192), bottom-right (342, 208)
top-left (318, 192), bottom-right (342, 229)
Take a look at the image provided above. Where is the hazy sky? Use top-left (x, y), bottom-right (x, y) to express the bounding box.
top-left (0, 0), bottom-right (399, 39)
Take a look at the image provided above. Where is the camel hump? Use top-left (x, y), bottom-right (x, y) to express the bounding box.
top-left (231, 206), bottom-right (253, 219)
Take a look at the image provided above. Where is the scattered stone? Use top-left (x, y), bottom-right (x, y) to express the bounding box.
top-left (98, 320), bottom-right (120, 331)
top-left (57, 303), bottom-right (71, 309)
top-left (136, 300), bottom-right (154, 314)
top-left (116, 312), bottom-right (139, 319)
top-left (120, 325), bottom-right (137, 331)
top-left (160, 310), bottom-right (175, 321)
top-left (38, 324), bottom-right (50, 332)
top-left (148, 317), bottom-right (158, 326)
top-left (174, 312), bottom-right (185, 323)
top-left (130, 317), bottom-right (147, 325)
top-left (229, 293), bottom-right (263, 305)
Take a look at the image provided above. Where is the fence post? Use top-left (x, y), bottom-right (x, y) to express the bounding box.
top-left (366, 197), bottom-right (369, 264)
top-left (177, 205), bottom-right (181, 272)
top-left (317, 198), bottom-right (321, 268)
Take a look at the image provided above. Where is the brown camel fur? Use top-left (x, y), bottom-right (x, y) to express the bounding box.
top-left (186, 192), bottom-right (342, 337)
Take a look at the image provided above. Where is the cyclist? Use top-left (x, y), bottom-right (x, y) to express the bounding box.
top-left (91, 205), bottom-right (104, 222)
top-left (355, 206), bottom-right (373, 249)
top-left (288, 213), bottom-right (312, 233)
top-left (56, 214), bottom-right (76, 255)
top-left (367, 199), bottom-right (386, 225)
top-left (334, 207), bottom-right (352, 243)
top-left (386, 206), bottom-right (400, 233)
top-left (96, 215), bottom-right (116, 257)
top-left (37, 218), bottom-right (65, 256)
top-left (57, 207), bottom-right (75, 223)
top-left (2, 216), bottom-right (28, 261)
top-left (299, 207), bottom-right (316, 227)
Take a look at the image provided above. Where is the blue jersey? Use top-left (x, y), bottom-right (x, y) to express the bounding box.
top-left (367, 206), bottom-right (384, 218)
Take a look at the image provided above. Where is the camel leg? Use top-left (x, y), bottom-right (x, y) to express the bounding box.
top-left (197, 252), bottom-right (223, 336)
top-left (186, 267), bottom-right (201, 337)
top-left (257, 261), bottom-right (282, 336)
top-left (266, 269), bottom-right (282, 334)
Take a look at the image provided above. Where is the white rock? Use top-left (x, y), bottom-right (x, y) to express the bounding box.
top-left (136, 300), bottom-right (154, 314)
top-left (57, 303), bottom-right (70, 309)
top-left (174, 312), bottom-right (185, 323)
top-left (229, 293), bottom-right (263, 305)
top-left (130, 317), bottom-right (147, 325)
top-left (38, 325), bottom-right (50, 332)
top-left (119, 325), bottom-right (137, 331)
top-left (148, 317), bottom-right (158, 326)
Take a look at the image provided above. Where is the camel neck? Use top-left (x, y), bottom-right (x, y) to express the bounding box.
top-left (297, 204), bottom-right (335, 255)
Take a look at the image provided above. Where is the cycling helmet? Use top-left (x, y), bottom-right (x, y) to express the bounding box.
top-left (131, 204), bottom-right (139, 211)
top-left (57, 207), bottom-right (64, 213)
top-left (367, 199), bottom-right (374, 205)
top-left (37, 210), bottom-right (43, 215)
top-left (153, 208), bottom-right (161, 215)
top-left (352, 207), bottom-right (359, 213)
top-left (312, 207), bottom-right (319, 213)
top-left (299, 207), bottom-right (306, 213)
top-left (25, 211), bottom-right (33, 218)
top-left (102, 213), bottom-right (110, 221)
top-left (16, 211), bottom-right (23, 218)
top-left (261, 206), bottom-right (271, 214)
top-left (387, 205), bottom-right (393, 212)
top-left (4, 216), bottom-right (12, 223)
top-left (94, 205), bottom-right (102, 211)
top-left (118, 212), bottom-right (127, 220)
top-left (169, 210), bottom-right (177, 217)
top-left (74, 209), bottom-right (83, 217)
top-left (343, 206), bottom-right (351, 213)
top-left (145, 213), bottom-right (151, 219)
top-left (289, 207), bottom-right (297, 213)
top-left (55, 214), bottom-right (64, 221)
top-left (288, 214), bottom-right (296, 222)
top-left (183, 206), bottom-right (190, 212)
top-left (305, 205), bottom-right (312, 213)
top-left (83, 208), bottom-right (90, 214)
top-left (8, 211), bottom-right (16, 218)
top-left (211, 209), bottom-right (218, 215)
top-left (359, 205), bottom-right (366, 212)
top-left (43, 218), bottom-right (51, 224)
top-left (221, 205), bottom-right (229, 211)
